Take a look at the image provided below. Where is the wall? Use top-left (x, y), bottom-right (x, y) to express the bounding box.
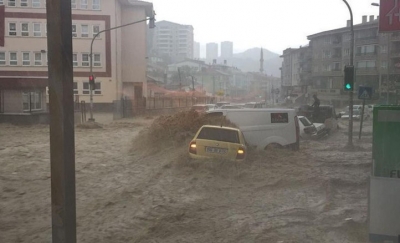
top-left (3, 89), bottom-right (22, 113)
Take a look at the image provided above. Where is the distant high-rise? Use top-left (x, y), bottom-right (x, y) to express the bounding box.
top-left (194, 42), bottom-right (201, 59)
top-left (221, 41), bottom-right (233, 60)
top-left (206, 42), bottom-right (218, 64)
top-left (148, 20), bottom-right (194, 62)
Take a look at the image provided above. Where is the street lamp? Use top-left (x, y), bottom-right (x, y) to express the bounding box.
top-left (372, 2), bottom-right (390, 104)
top-left (342, 0), bottom-right (355, 148)
top-left (88, 13), bottom-right (156, 122)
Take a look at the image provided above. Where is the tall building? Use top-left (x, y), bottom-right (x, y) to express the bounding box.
top-left (221, 41), bottom-right (233, 60)
top-left (206, 42), bottom-right (218, 64)
top-left (194, 41), bottom-right (200, 59)
top-left (0, 0), bottom-right (154, 119)
top-left (149, 20), bottom-right (194, 62)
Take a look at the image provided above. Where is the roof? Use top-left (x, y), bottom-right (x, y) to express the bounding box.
top-left (121, 0), bottom-right (154, 16)
top-left (200, 125), bottom-right (240, 131)
top-left (307, 20), bottom-right (378, 39)
top-left (155, 20), bottom-right (194, 28)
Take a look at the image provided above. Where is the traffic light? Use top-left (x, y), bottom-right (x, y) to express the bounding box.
top-left (89, 75), bottom-right (95, 90)
top-left (149, 11), bottom-right (156, 29)
top-left (344, 65), bottom-right (354, 91)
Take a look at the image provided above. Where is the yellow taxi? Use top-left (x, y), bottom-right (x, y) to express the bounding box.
top-left (188, 125), bottom-right (247, 161)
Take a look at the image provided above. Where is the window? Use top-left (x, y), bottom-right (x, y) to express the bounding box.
top-left (82, 54), bottom-right (89, 66)
top-left (71, 0), bottom-right (76, 9)
top-left (332, 62), bottom-right (341, 71)
top-left (92, 0), bottom-right (100, 10)
top-left (81, 25), bottom-right (89, 37)
top-left (73, 82), bottom-right (78, 94)
top-left (94, 82), bottom-right (101, 94)
top-left (356, 45), bottom-right (377, 55)
top-left (21, 23), bottom-right (29, 37)
top-left (22, 91), bottom-right (42, 111)
top-left (93, 25), bottom-right (100, 38)
top-left (34, 52), bottom-right (42, 66)
top-left (343, 48), bottom-right (350, 56)
top-left (32, 0), bottom-right (40, 8)
top-left (8, 0), bottom-right (15, 7)
top-left (323, 50), bottom-right (331, 58)
top-left (33, 23), bottom-right (41, 37)
top-left (73, 54), bottom-right (78, 66)
top-left (80, 0), bottom-right (88, 9)
top-left (197, 127), bottom-right (239, 143)
top-left (380, 45), bottom-right (387, 53)
top-left (0, 0), bottom-right (4, 5)
top-left (20, 0), bottom-right (27, 6)
top-left (93, 54), bottom-right (101, 66)
top-left (22, 52), bottom-right (30, 66)
top-left (0, 52), bottom-right (5, 65)
top-left (9, 23), bottom-right (16, 36)
top-left (9, 52), bottom-right (17, 65)
top-left (83, 82), bottom-right (90, 94)
top-left (357, 60), bottom-right (376, 69)
top-left (381, 61), bottom-right (388, 69)
top-left (72, 24), bottom-right (77, 37)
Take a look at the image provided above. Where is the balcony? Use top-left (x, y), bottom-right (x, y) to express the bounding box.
top-left (356, 36), bottom-right (379, 45)
top-left (356, 67), bottom-right (378, 75)
top-left (355, 50), bottom-right (378, 57)
top-left (391, 33), bottom-right (400, 41)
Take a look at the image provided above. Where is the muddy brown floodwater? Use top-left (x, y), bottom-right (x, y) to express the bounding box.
top-left (0, 118), bottom-right (372, 243)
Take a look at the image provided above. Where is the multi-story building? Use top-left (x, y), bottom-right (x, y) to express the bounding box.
top-left (221, 41), bottom-right (233, 60)
top-left (0, 0), bottom-right (154, 119)
top-left (307, 15), bottom-right (397, 105)
top-left (281, 15), bottom-right (400, 106)
top-left (206, 42), bottom-right (218, 64)
top-left (148, 20), bottom-right (194, 62)
top-left (280, 46), bottom-right (311, 99)
top-left (193, 41), bottom-right (200, 59)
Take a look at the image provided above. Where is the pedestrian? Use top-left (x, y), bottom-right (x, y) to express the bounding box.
top-left (312, 94), bottom-right (320, 121)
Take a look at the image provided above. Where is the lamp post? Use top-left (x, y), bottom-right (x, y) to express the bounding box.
top-left (343, 0), bottom-right (355, 148)
top-left (88, 14), bottom-right (156, 122)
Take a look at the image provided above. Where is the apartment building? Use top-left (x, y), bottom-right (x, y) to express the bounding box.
top-left (280, 46), bottom-right (311, 98)
top-left (306, 15), bottom-right (398, 104)
top-left (220, 41), bottom-right (233, 60)
top-left (0, 0), bottom-right (154, 118)
top-left (206, 42), bottom-right (218, 64)
top-left (193, 41), bottom-right (200, 59)
top-left (148, 20), bottom-right (194, 62)
top-left (281, 15), bottom-right (400, 105)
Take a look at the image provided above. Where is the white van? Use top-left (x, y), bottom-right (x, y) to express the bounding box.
top-left (206, 109), bottom-right (300, 150)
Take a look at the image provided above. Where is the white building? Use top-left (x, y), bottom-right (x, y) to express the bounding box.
top-left (193, 41), bottom-right (200, 59)
top-left (221, 41), bottom-right (233, 60)
top-left (149, 20), bottom-right (194, 62)
top-left (206, 42), bottom-right (218, 64)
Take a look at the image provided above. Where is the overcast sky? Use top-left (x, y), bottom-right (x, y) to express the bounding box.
top-left (146, 0), bottom-right (379, 55)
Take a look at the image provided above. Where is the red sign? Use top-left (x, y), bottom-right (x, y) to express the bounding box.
top-left (379, 0), bottom-right (400, 32)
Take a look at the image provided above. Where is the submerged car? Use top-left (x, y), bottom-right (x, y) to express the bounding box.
top-left (191, 104), bottom-right (216, 113)
top-left (189, 125), bottom-right (247, 161)
top-left (297, 116), bottom-right (328, 139)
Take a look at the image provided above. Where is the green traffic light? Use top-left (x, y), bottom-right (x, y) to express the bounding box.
top-left (345, 84), bottom-right (351, 90)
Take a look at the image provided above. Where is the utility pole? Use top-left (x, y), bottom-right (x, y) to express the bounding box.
top-left (46, 0), bottom-right (76, 242)
top-left (343, 0), bottom-right (354, 148)
top-left (89, 14), bottom-right (156, 122)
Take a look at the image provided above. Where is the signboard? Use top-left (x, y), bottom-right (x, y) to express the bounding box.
top-left (271, 113), bottom-right (288, 123)
top-left (358, 86), bottom-right (373, 100)
top-left (379, 0), bottom-right (400, 32)
top-left (373, 106), bottom-right (400, 178)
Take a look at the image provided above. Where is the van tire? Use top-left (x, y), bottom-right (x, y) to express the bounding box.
top-left (265, 143), bottom-right (283, 150)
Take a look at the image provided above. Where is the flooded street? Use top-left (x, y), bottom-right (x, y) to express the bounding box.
top-left (0, 119), bottom-right (372, 243)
